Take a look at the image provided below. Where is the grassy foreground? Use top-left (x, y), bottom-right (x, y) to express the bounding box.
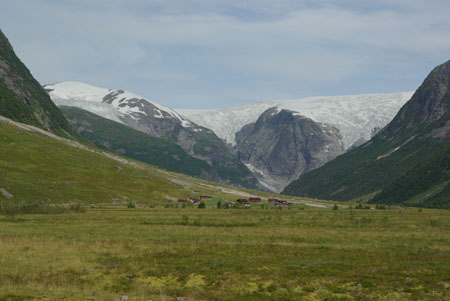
top-left (1, 206), bottom-right (449, 300)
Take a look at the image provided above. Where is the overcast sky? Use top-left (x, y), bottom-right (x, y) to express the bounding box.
top-left (1, 0), bottom-right (450, 109)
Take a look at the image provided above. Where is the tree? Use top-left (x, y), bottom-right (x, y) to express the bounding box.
top-left (217, 200), bottom-right (222, 208)
top-left (198, 201), bottom-right (206, 209)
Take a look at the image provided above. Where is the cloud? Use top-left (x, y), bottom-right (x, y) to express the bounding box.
top-left (1, 0), bottom-right (450, 108)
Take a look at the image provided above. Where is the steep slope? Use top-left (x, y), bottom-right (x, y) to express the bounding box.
top-left (60, 105), bottom-right (224, 180)
top-left (45, 82), bottom-right (260, 189)
top-left (283, 59), bottom-right (450, 208)
top-left (0, 29), bottom-right (77, 138)
top-left (0, 116), bottom-right (263, 204)
top-left (371, 141), bottom-right (450, 208)
top-left (179, 91), bottom-right (413, 149)
top-left (235, 108), bottom-right (344, 192)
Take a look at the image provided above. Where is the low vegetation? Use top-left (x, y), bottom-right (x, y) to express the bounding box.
top-left (1, 205), bottom-right (449, 300)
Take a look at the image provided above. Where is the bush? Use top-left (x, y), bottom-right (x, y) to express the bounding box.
top-left (0, 199), bottom-right (86, 218)
top-left (355, 204), bottom-right (370, 210)
top-left (127, 201), bottom-right (136, 208)
top-left (332, 204), bottom-right (339, 210)
top-left (198, 201), bottom-right (206, 209)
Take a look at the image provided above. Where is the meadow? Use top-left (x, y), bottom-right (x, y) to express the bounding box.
top-left (1, 204), bottom-right (450, 300)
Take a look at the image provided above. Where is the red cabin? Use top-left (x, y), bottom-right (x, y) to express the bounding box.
top-left (200, 196), bottom-right (212, 200)
top-left (249, 197), bottom-right (262, 202)
top-left (268, 198), bottom-right (278, 203)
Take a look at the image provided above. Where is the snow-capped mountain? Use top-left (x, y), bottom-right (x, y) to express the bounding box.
top-left (45, 81), bottom-right (193, 128)
top-left (44, 81), bottom-right (261, 190)
top-left (179, 92), bottom-right (414, 149)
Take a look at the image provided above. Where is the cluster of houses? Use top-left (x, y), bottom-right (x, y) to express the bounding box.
top-left (170, 195), bottom-right (292, 208)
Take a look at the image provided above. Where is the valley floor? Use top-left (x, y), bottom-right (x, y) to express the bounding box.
top-left (1, 206), bottom-right (450, 300)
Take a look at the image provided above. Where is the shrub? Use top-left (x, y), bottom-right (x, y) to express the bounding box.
top-left (127, 201), bottom-right (136, 208)
top-left (198, 201), bottom-right (206, 209)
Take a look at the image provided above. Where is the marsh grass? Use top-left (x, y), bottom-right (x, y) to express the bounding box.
top-left (0, 207), bottom-right (449, 300)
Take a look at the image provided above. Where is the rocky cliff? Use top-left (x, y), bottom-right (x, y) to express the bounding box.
top-left (234, 108), bottom-right (344, 192)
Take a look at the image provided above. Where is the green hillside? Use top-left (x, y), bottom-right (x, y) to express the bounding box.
top-left (60, 106), bottom-right (216, 179)
top-left (283, 59), bottom-right (450, 208)
top-left (0, 29), bottom-right (77, 139)
top-left (1, 115), bottom-right (266, 205)
top-left (371, 141), bottom-right (450, 208)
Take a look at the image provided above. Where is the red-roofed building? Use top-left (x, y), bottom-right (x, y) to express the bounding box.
top-left (249, 197), bottom-right (262, 202)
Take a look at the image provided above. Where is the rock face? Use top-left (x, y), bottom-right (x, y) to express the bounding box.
top-left (45, 82), bottom-right (261, 189)
top-left (384, 60), bottom-right (450, 137)
top-left (0, 30), bottom-right (77, 139)
top-left (234, 108), bottom-right (344, 192)
top-left (283, 59), bottom-right (450, 208)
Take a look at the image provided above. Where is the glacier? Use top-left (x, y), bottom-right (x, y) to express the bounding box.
top-left (178, 92), bottom-right (414, 149)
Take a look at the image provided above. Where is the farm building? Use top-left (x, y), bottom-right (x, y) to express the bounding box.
top-left (268, 198), bottom-right (278, 203)
top-left (177, 199), bottom-right (189, 204)
top-left (249, 197), bottom-right (262, 202)
top-left (200, 196), bottom-right (212, 200)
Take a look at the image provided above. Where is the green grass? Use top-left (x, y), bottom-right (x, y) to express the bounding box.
top-left (0, 206), bottom-right (449, 300)
top-left (0, 120), bottom-right (193, 204)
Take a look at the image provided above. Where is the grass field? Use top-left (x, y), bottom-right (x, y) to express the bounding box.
top-left (1, 205), bottom-right (449, 300)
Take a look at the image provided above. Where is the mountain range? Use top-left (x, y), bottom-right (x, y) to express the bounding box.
top-left (46, 81), bottom-right (413, 192)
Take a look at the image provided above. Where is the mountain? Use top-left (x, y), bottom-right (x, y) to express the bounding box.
top-left (0, 29), bottom-right (77, 139)
top-left (60, 105), bottom-right (231, 181)
top-left (283, 59), bottom-right (450, 208)
top-left (234, 108), bottom-right (344, 192)
top-left (45, 81), bottom-right (260, 189)
top-left (179, 91), bottom-right (413, 149)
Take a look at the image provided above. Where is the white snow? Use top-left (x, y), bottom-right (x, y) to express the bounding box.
top-left (45, 81), bottom-right (193, 127)
top-left (179, 91), bottom-right (414, 149)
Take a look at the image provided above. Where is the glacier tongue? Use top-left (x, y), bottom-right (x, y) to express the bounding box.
top-left (179, 91), bottom-right (414, 149)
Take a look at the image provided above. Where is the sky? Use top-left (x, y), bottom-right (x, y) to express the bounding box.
top-left (1, 0), bottom-right (450, 109)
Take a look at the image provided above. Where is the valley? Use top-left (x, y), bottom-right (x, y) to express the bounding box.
top-left (1, 13), bottom-right (450, 300)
